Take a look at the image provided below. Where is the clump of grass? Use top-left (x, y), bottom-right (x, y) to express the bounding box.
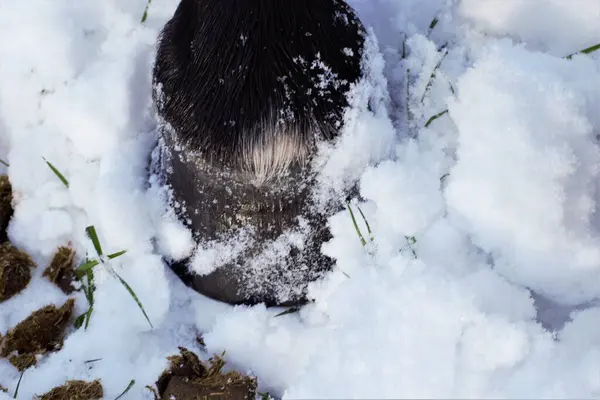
top-left (0, 175), bottom-right (13, 244)
top-left (0, 242), bottom-right (36, 303)
top-left (141, 0), bottom-right (152, 23)
top-left (43, 246), bottom-right (77, 294)
top-left (74, 225), bottom-right (153, 329)
top-left (1, 299), bottom-right (75, 371)
top-left (155, 347), bottom-right (257, 400)
top-left (36, 379), bottom-right (103, 400)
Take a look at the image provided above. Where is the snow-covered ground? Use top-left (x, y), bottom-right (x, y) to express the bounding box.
top-left (1, 0), bottom-right (600, 398)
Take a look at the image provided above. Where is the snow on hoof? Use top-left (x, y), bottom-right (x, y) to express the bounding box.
top-left (151, 0), bottom-right (366, 306)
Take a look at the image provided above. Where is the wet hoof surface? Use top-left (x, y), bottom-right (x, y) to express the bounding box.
top-left (152, 0), bottom-right (366, 306)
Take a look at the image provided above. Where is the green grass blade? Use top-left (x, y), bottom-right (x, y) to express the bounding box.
top-left (84, 358), bottom-right (102, 364)
top-left (113, 271), bottom-right (153, 329)
top-left (43, 158), bottom-right (69, 188)
top-left (427, 17), bottom-right (439, 36)
top-left (84, 306), bottom-right (94, 329)
top-left (83, 269), bottom-right (95, 329)
top-left (424, 109), bottom-right (449, 128)
top-left (76, 259), bottom-right (99, 277)
top-left (355, 204), bottom-right (374, 242)
top-left (85, 225), bottom-right (103, 256)
top-left (580, 42), bottom-right (600, 55)
top-left (74, 313), bottom-right (86, 328)
top-left (421, 49), bottom-right (449, 103)
top-left (0, 158), bottom-right (8, 167)
top-left (107, 250), bottom-right (127, 260)
top-left (346, 200), bottom-right (367, 247)
top-left (565, 42), bottom-right (600, 59)
top-left (13, 370), bottom-right (24, 399)
top-left (274, 307), bottom-right (300, 317)
top-left (115, 379), bottom-right (135, 400)
top-left (141, 0), bottom-right (152, 23)
top-left (86, 269), bottom-right (95, 304)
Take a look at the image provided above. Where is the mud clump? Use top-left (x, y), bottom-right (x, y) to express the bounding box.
top-left (0, 242), bottom-right (36, 302)
top-left (0, 298), bottom-right (75, 370)
top-left (0, 175), bottom-right (12, 244)
top-left (36, 380), bottom-right (103, 400)
top-left (43, 246), bottom-right (77, 294)
top-left (155, 347), bottom-right (257, 400)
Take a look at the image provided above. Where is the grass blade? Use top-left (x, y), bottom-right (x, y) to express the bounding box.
top-left (84, 358), bottom-right (103, 364)
top-left (0, 158), bottom-right (8, 167)
top-left (107, 250), bottom-right (127, 260)
top-left (421, 49), bottom-right (449, 104)
top-left (83, 269), bottom-right (95, 329)
top-left (424, 109), bottom-right (449, 128)
top-left (565, 42), bottom-right (600, 59)
top-left (13, 370), bottom-right (24, 399)
top-left (115, 379), bottom-right (135, 400)
top-left (427, 17), bottom-right (439, 36)
top-left (141, 0), bottom-right (152, 23)
top-left (74, 313), bottom-right (86, 328)
top-left (113, 271), bottom-right (153, 329)
top-left (43, 158), bottom-right (69, 188)
top-left (355, 204), bottom-right (374, 242)
top-left (76, 259), bottom-right (99, 277)
top-left (85, 226), bottom-right (103, 256)
top-left (274, 307), bottom-right (300, 317)
top-left (84, 306), bottom-right (94, 329)
top-left (346, 200), bottom-right (367, 247)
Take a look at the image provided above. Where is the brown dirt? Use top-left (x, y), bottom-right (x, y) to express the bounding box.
top-left (156, 347), bottom-right (257, 400)
top-left (0, 175), bottom-right (12, 244)
top-left (0, 298), bottom-right (75, 370)
top-left (36, 380), bottom-right (103, 400)
top-left (43, 246), bottom-right (77, 294)
top-left (0, 242), bottom-right (36, 302)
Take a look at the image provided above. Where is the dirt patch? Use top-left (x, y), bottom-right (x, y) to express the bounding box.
top-left (43, 246), bottom-right (77, 294)
top-left (0, 175), bottom-right (12, 244)
top-left (0, 298), bottom-right (75, 370)
top-left (155, 347), bottom-right (257, 400)
top-left (0, 242), bottom-right (36, 302)
top-left (36, 380), bottom-right (103, 400)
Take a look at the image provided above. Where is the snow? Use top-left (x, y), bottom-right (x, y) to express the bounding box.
top-left (0, 0), bottom-right (599, 398)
